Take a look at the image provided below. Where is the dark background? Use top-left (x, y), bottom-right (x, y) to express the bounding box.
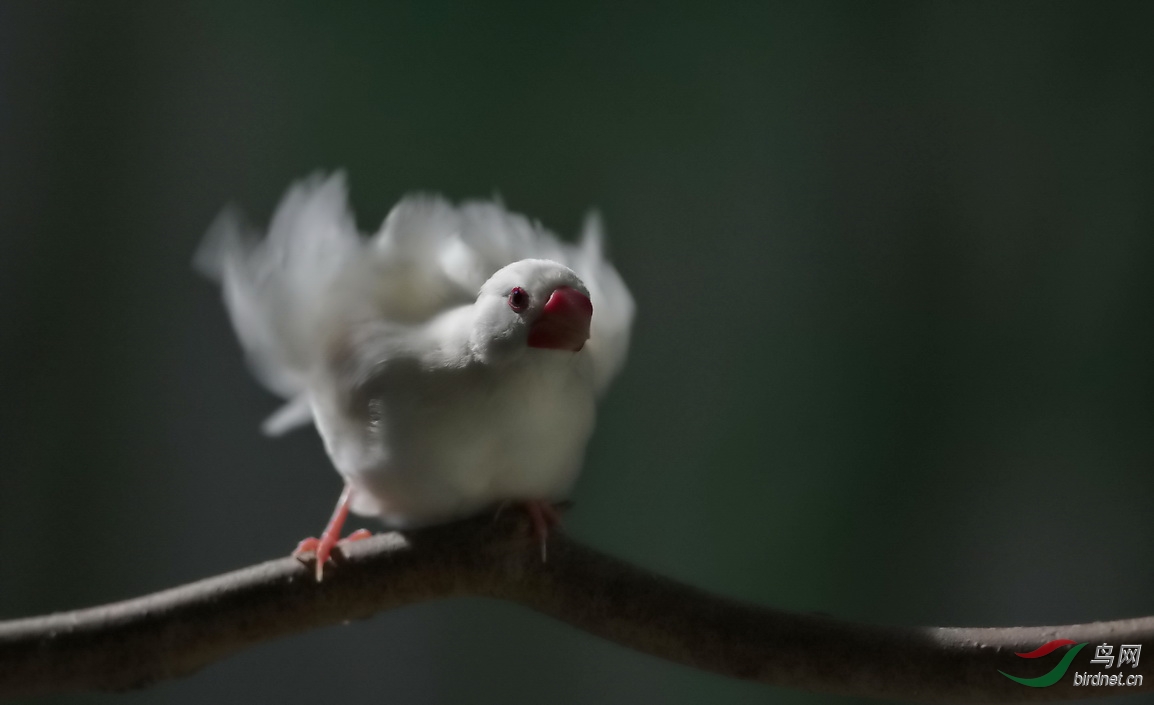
top-left (1, 3), bottom-right (1151, 704)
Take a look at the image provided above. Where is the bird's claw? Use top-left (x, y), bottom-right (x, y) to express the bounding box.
top-left (293, 537), bottom-right (322, 555)
top-left (292, 528), bottom-right (373, 581)
top-left (524, 500), bottom-right (563, 562)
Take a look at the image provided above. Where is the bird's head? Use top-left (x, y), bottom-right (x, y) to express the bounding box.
top-left (469, 259), bottom-right (593, 363)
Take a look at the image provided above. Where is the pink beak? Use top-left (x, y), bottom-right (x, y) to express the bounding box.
top-left (527, 286), bottom-right (593, 352)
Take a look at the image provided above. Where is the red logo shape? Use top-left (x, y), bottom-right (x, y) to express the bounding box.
top-left (1015, 639), bottom-right (1078, 659)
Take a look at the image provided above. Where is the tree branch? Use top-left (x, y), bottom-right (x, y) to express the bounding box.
top-left (0, 513), bottom-right (1149, 701)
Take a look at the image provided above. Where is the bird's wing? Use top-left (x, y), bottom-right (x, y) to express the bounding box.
top-left (196, 174), bottom-right (480, 434)
top-left (569, 212), bottom-right (635, 395)
top-left (198, 173), bottom-right (634, 435)
top-left (196, 174), bottom-right (364, 430)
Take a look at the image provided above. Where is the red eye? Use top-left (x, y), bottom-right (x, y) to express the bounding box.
top-left (508, 287), bottom-right (529, 312)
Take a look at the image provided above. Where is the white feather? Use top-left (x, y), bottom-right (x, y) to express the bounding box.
top-left (199, 172), bottom-right (634, 526)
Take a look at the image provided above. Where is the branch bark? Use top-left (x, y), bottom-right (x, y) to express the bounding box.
top-left (0, 513), bottom-right (1149, 702)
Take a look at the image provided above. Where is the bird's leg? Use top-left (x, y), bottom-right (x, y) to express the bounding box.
top-left (523, 500), bottom-right (563, 562)
top-left (292, 483), bottom-right (372, 581)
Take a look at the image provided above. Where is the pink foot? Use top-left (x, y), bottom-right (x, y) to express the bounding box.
top-left (291, 485), bottom-right (372, 581)
top-left (292, 528), bottom-right (372, 559)
top-left (524, 500), bottom-right (563, 561)
top-left (293, 536), bottom-right (322, 555)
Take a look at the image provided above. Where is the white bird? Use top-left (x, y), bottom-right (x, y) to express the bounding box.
top-left (197, 173), bottom-right (634, 578)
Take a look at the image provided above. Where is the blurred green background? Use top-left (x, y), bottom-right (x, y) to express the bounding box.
top-left (1, 2), bottom-right (1151, 704)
